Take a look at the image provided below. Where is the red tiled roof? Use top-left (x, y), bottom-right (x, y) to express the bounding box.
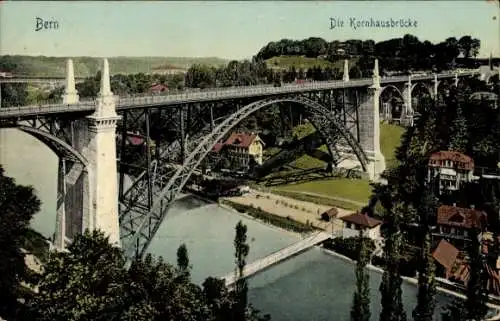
top-left (224, 132), bottom-right (259, 148)
top-left (322, 207), bottom-right (338, 218)
top-left (212, 143), bottom-right (224, 153)
top-left (340, 212), bottom-right (382, 228)
top-left (150, 84), bottom-right (168, 93)
top-left (428, 151), bottom-right (474, 170)
top-left (124, 132), bottom-right (145, 146)
top-left (450, 261), bottom-right (500, 296)
top-left (437, 205), bottom-right (487, 229)
top-left (432, 239), bottom-right (459, 271)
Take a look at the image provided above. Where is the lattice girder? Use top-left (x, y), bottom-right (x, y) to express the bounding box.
top-left (119, 95), bottom-right (369, 260)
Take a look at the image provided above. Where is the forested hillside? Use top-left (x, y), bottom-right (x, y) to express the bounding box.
top-left (257, 35), bottom-right (484, 74)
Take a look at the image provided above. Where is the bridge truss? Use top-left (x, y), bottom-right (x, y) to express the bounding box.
top-left (117, 89), bottom-right (368, 260)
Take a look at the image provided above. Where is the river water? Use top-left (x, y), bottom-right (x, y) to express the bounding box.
top-left (1, 128), bottom-right (457, 321)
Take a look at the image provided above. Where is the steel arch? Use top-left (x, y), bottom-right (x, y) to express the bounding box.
top-left (2, 124), bottom-right (88, 166)
top-left (120, 95), bottom-right (369, 261)
top-left (410, 82), bottom-right (433, 97)
top-left (380, 85), bottom-right (405, 101)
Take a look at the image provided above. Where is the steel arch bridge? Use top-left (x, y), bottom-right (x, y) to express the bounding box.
top-left (119, 95), bottom-right (368, 260)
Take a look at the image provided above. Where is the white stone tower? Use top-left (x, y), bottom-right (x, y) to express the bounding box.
top-left (86, 58), bottom-right (121, 246)
top-left (343, 59), bottom-right (349, 82)
top-left (62, 59), bottom-right (79, 104)
top-left (368, 59), bottom-right (385, 180)
top-left (433, 74), bottom-right (439, 98)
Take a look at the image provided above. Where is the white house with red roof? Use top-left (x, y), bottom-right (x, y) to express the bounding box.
top-left (340, 212), bottom-right (383, 240)
top-left (434, 204), bottom-right (487, 249)
top-left (427, 151), bottom-right (476, 193)
top-left (209, 132), bottom-right (265, 169)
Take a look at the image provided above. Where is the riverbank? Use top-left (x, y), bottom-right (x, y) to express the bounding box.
top-left (219, 199), bottom-right (316, 234)
top-left (218, 201), bottom-right (304, 240)
top-left (320, 246), bottom-right (500, 318)
top-left (221, 188), bottom-right (354, 232)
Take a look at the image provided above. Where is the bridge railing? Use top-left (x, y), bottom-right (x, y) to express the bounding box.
top-left (0, 101), bottom-right (96, 117)
top-left (0, 70), bottom-right (481, 112)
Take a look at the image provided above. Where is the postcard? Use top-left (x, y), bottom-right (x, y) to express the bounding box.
top-left (0, 1), bottom-right (499, 321)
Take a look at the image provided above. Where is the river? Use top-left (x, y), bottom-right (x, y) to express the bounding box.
top-left (1, 128), bottom-right (458, 321)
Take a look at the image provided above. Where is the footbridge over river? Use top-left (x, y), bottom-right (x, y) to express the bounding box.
top-left (0, 57), bottom-right (495, 263)
top-left (222, 231), bottom-right (332, 287)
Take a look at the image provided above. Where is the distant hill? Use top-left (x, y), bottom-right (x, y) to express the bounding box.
top-left (0, 55), bottom-right (229, 77)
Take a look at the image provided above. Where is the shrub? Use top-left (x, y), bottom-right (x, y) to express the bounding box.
top-left (323, 237), bottom-right (375, 260)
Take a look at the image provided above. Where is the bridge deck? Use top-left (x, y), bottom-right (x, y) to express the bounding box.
top-left (0, 70), bottom-right (481, 118)
top-left (222, 231), bottom-right (332, 287)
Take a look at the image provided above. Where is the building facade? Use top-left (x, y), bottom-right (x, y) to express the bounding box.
top-left (209, 132), bottom-right (265, 171)
top-left (434, 204), bottom-right (487, 249)
top-left (427, 151), bottom-right (475, 193)
top-left (340, 212), bottom-right (383, 240)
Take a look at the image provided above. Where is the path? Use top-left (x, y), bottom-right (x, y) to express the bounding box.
top-left (221, 231), bottom-right (332, 287)
top-left (271, 189), bottom-right (367, 208)
top-left (223, 188), bottom-right (353, 232)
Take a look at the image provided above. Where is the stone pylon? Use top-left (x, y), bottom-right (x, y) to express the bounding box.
top-left (372, 59), bottom-right (380, 88)
top-left (366, 58), bottom-right (385, 180)
top-left (433, 74), bottom-right (439, 98)
top-left (85, 58), bottom-right (121, 246)
top-left (343, 59), bottom-right (349, 82)
top-left (62, 59), bottom-right (79, 104)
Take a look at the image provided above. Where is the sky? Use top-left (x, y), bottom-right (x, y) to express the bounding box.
top-left (0, 1), bottom-right (499, 59)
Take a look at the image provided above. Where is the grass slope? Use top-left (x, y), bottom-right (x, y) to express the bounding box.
top-left (2, 55), bottom-right (228, 77)
top-left (257, 121), bottom-right (405, 209)
top-left (380, 122), bottom-right (405, 169)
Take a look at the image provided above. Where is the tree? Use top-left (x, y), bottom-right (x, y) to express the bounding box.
top-left (233, 221), bottom-right (250, 321)
top-left (350, 230), bottom-right (371, 321)
top-left (378, 197), bottom-right (407, 321)
top-left (185, 64), bottom-right (216, 89)
top-left (0, 166), bottom-right (41, 320)
top-left (24, 230), bottom-right (145, 321)
top-left (176, 243), bottom-right (191, 282)
top-left (465, 227), bottom-right (488, 321)
top-left (448, 103), bottom-right (468, 153)
top-left (412, 232), bottom-right (436, 321)
top-left (1, 83), bottom-right (29, 107)
top-left (412, 187), bottom-right (438, 321)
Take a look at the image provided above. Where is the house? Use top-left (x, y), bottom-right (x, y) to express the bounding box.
top-left (432, 239), bottom-right (460, 279)
top-left (434, 204), bottom-right (487, 249)
top-left (427, 151), bottom-right (475, 193)
top-left (206, 143), bottom-right (225, 168)
top-left (222, 132), bottom-right (265, 169)
top-left (149, 83), bottom-right (168, 94)
top-left (432, 239), bottom-right (500, 296)
top-left (118, 131), bottom-right (156, 155)
top-left (340, 212), bottom-right (383, 240)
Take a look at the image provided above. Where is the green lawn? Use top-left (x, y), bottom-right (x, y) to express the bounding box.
top-left (257, 121), bottom-right (406, 209)
top-left (272, 179), bottom-right (372, 204)
top-left (380, 122), bottom-right (405, 169)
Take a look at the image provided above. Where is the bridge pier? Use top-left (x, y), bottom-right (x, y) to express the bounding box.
top-left (85, 59), bottom-right (121, 246)
top-left (402, 77), bottom-right (414, 127)
top-left (343, 59), bottom-right (349, 82)
top-left (336, 59), bottom-right (386, 181)
top-left (432, 74), bottom-right (439, 100)
top-left (53, 58), bottom-right (121, 250)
